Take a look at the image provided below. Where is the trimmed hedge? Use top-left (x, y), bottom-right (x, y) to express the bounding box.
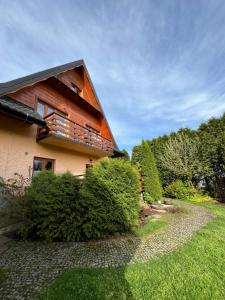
top-left (164, 180), bottom-right (197, 200)
top-left (132, 140), bottom-right (162, 202)
top-left (80, 158), bottom-right (140, 239)
top-left (22, 159), bottom-right (140, 241)
top-left (22, 172), bottom-right (82, 241)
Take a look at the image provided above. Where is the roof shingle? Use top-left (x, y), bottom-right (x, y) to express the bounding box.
top-left (0, 59), bottom-right (84, 96)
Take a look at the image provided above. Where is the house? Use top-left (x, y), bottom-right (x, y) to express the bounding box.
top-left (0, 60), bottom-right (122, 181)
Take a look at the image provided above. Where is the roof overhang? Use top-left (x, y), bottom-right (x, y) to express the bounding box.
top-left (111, 149), bottom-right (125, 158)
top-left (46, 77), bottom-right (102, 118)
top-left (0, 96), bottom-right (46, 126)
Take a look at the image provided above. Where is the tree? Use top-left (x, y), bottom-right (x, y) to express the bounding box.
top-left (133, 114), bottom-right (225, 202)
top-left (149, 135), bottom-right (175, 187)
top-left (132, 140), bottom-right (162, 201)
top-left (149, 128), bottom-right (198, 187)
top-left (197, 113), bottom-right (225, 200)
top-left (120, 149), bottom-right (130, 161)
top-left (158, 132), bottom-right (200, 183)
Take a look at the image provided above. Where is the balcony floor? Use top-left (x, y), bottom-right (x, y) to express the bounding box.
top-left (37, 133), bottom-right (112, 158)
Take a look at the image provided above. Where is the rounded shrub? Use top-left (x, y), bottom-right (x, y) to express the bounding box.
top-left (80, 158), bottom-right (140, 239)
top-left (164, 180), bottom-right (197, 200)
top-left (22, 172), bottom-right (82, 241)
top-left (189, 194), bottom-right (214, 203)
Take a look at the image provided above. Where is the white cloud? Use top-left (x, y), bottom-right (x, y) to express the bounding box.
top-left (0, 0), bottom-right (225, 150)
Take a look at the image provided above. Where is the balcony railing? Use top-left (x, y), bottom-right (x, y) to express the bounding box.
top-left (37, 112), bottom-right (114, 155)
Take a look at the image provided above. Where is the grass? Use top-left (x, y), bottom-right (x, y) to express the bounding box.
top-left (133, 217), bottom-right (166, 237)
top-left (39, 202), bottom-right (225, 300)
top-left (133, 199), bottom-right (187, 238)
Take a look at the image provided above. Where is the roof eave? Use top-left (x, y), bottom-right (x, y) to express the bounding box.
top-left (0, 102), bottom-right (46, 126)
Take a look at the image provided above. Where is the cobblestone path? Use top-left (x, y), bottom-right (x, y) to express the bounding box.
top-left (0, 202), bottom-right (213, 300)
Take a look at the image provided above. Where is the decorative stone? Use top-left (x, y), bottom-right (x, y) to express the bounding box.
top-left (151, 208), bottom-right (167, 214)
top-left (150, 204), bottom-right (162, 210)
top-left (140, 207), bottom-right (152, 218)
top-left (162, 204), bottom-right (175, 211)
top-left (151, 214), bottom-right (162, 219)
top-left (164, 198), bottom-right (173, 205)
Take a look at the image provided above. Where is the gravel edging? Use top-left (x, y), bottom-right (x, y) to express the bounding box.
top-left (0, 202), bottom-right (214, 300)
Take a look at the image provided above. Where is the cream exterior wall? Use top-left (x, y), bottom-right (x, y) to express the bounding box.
top-left (0, 114), bottom-right (99, 180)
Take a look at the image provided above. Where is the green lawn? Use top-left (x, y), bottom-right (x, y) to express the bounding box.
top-left (133, 217), bottom-right (166, 237)
top-left (39, 203), bottom-right (225, 300)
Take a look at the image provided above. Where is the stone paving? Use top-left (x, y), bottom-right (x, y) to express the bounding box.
top-left (0, 202), bottom-right (213, 300)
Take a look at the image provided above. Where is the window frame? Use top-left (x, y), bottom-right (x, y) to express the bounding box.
top-left (71, 83), bottom-right (81, 95)
top-left (35, 98), bottom-right (68, 118)
top-left (86, 163), bottom-right (93, 170)
top-left (36, 100), bottom-right (46, 118)
top-left (33, 156), bottom-right (55, 176)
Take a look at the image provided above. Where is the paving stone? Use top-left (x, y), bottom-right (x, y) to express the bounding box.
top-left (151, 208), bottom-right (167, 214)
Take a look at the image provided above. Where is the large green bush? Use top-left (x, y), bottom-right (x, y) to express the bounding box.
top-left (22, 172), bottom-right (82, 241)
top-left (164, 180), bottom-right (197, 200)
top-left (22, 159), bottom-right (140, 241)
top-left (132, 140), bottom-right (162, 202)
top-left (80, 158), bottom-right (140, 239)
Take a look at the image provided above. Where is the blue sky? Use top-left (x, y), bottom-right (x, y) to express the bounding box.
top-left (1, 0), bottom-right (225, 152)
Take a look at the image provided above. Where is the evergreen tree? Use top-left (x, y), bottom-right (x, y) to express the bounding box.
top-left (197, 113), bottom-right (225, 200)
top-left (132, 140), bottom-right (162, 201)
top-left (120, 149), bottom-right (130, 161)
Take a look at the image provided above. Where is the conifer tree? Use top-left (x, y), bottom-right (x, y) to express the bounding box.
top-left (132, 140), bottom-right (162, 201)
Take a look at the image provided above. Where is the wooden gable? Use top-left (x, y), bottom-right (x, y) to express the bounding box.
top-left (4, 61), bottom-right (118, 149)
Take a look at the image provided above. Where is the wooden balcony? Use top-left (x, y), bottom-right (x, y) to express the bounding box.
top-left (37, 112), bottom-right (114, 157)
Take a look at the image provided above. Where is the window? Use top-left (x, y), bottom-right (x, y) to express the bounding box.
top-left (37, 101), bottom-right (45, 117)
top-left (36, 100), bottom-right (67, 118)
top-left (33, 157), bottom-right (54, 176)
top-left (37, 100), bottom-right (52, 117)
top-left (86, 159), bottom-right (93, 170)
top-left (71, 83), bottom-right (81, 95)
top-left (47, 106), bottom-right (55, 115)
top-left (86, 164), bottom-right (93, 170)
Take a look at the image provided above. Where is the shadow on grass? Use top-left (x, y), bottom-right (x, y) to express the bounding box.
top-left (40, 266), bottom-right (136, 300)
top-left (39, 240), bottom-right (142, 299)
